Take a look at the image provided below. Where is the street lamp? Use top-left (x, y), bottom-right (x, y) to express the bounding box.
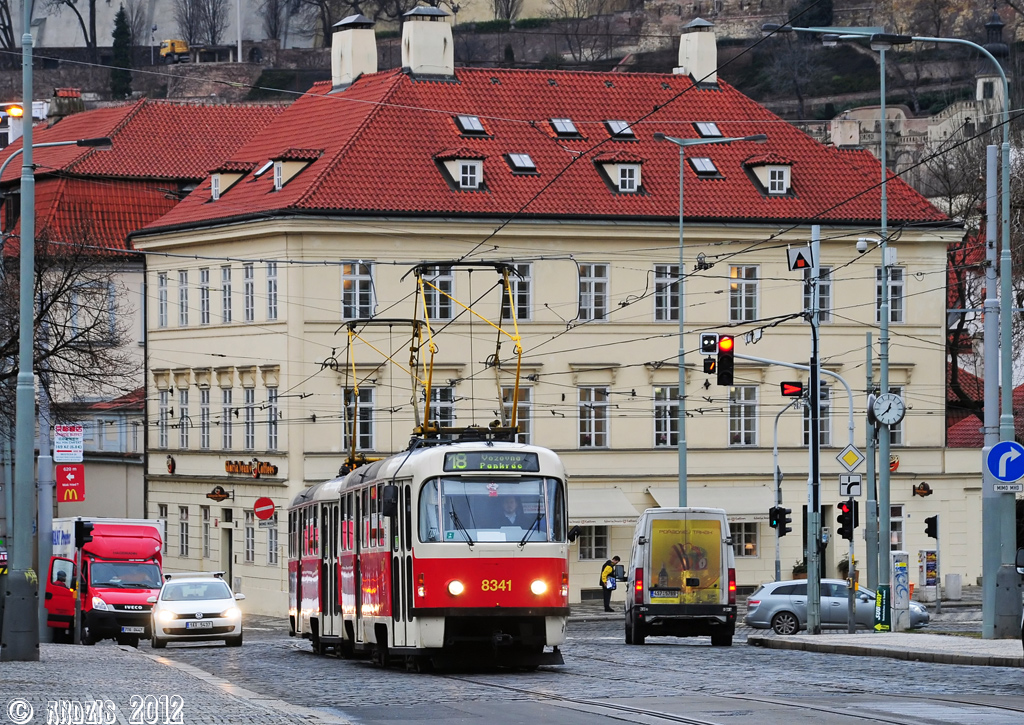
top-left (653, 131), bottom-right (767, 507)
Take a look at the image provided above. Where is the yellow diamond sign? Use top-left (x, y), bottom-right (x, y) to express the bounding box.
top-left (837, 444), bottom-right (865, 473)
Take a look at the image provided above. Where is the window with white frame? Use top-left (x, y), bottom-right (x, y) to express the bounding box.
top-left (158, 504), bottom-right (168, 553)
top-left (768, 167), bottom-right (790, 194)
top-left (427, 386), bottom-right (456, 429)
top-left (200, 388), bottom-right (210, 449)
top-left (500, 263), bottom-right (531, 321)
top-left (577, 525), bottom-right (609, 560)
top-left (221, 266), bottom-right (232, 323)
top-left (273, 161), bottom-right (283, 190)
top-left (888, 386), bottom-right (905, 446)
top-left (199, 267), bottom-right (210, 325)
top-left (803, 385), bottom-right (831, 446)
top-left (654, 386), bottom-right (678, 447)
top-left (876, 267), bottom-right (905, 323)
top-left (889, 504), bottom-right (904, 551)
top-left (266, 262), bottom-right (278, 320)
top-left (267, 387), bottom-right (279, 450)
top-left (178, 389), bottom-right (189, 449)
top-left (803, 266), bottom-right (832, 323)
top-left (578, 386), bottom-right (609, 448)
top-left (211, 175), bottom-right (221, 201)
top-left (730, 522), bottom-right (758, 557)
top-left (729, 265), bottom-right (758, 322)
top-left (618, 164), bottom-right (639, 192)
top-left (221, 388), bottom-right (233, 449)
top-left (243, 263), bottom-right (255, 323)
top-left (459, 160), bottom-right (482, 190)
top-left (158, 389), bottom-right (169, 448)
top-left (267, 513), bottom-right (279, 565)
top-left (178, 506), bottom-right (189, 557)
top-left (243, 388), bottom-right (255, 450)
top-left (502, 386), bottom-right (532, 444)
top-left (342, 262), bottom-right (374, 319)
top-left (157, 272), bottom-right (168, 328)
top-left (201, 506), bottom-right (211, 558)
top-left (579, 263), bottom-right (609, 321)
top-left (729, 385), bottom-right (758, 446)
top-left (654, 264), bottom-right (679, 322)
top-left (342, 387), bottom-right (374, 451)
top-left (421, 266), bottom-right (453, 320)
top-left (178, 271), bottom-right (188, 326)
top-left (244, 511), bottom-right (255, 563)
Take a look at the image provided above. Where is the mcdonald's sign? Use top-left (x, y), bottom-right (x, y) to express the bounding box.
top-left (56, 464), bottom-right (86, 502)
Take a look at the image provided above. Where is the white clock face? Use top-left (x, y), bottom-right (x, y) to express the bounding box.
top-left (872, 393), bottom-right (905, 426)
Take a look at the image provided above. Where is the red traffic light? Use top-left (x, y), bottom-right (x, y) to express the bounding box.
top-left (718, 335), bottom-right (734, 353)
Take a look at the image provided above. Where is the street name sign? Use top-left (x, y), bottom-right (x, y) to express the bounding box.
top-left (993, 483), bottom-right (1024, 493)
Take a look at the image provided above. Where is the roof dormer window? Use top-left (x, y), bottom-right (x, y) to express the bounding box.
top-left (618, 164), bottom-right (639, 192)
top-left (768, 166), bottom-right (790, 195)
top-left (605, 120), bottom-right (636, 139)
top-left (460, 160), bottom-right (482, 189)
top-left (455, 115), bottom-right (487, 136)
top-left (689, 157), bottom-right (719, 177)
top-left (211, 174), bottom-right (221, 201)
top-left (507, 153), bottom-right (537, 174)
top-left (743, 155), bottom-right (794, 196)
top-left (435, 147), bottom-right (487, 192)
top-left (694, 122), bottom-right (723, 138)
top-left (273, 161), bottom-right (283, 190)
top-left (550, 118), bottom-right (580, 138)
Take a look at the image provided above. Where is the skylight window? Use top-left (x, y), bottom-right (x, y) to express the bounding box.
top-left (550, 118), bottom-right (579, 137)
top-left (605, 120), bottom-right (635, 139)
top-left (689, 157), bottom-right (719, 176)
top-left (507, 153), bottom-right (537, 173)
top-left (694, 122), bottom-right (723, 138)
top-left (253, 160), bottom-right (273, 177)
top-left (455, 115), bottom-right (487, 135)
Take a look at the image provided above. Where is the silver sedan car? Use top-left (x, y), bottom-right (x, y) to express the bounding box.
top-left (745, 578), bottom-right (929, 634)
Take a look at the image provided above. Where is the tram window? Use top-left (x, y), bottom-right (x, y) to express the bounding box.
top-left (287, 512), bottom-right (295, 560)
top-left (404, 484), bottom-right (412, 551)
top-left (340, 496), bottom-right (348, 552)
top-left (361, 489), bottom-right (369, 548)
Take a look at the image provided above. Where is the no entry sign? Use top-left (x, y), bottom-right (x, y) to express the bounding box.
top-left (254, 497), bottom-right (275, 521)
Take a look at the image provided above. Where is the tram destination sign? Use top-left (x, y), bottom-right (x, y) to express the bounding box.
top-left (443, 451), bottom-right (540, 472)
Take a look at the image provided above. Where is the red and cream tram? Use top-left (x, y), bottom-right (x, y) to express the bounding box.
top-left (288, 441), bottom-right (571, 668)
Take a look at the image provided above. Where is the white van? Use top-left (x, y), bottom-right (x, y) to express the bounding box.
top-left (624, 507), bottom-right (736, 646)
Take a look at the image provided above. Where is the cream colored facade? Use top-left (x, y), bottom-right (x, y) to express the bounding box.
top-left (138, 212), bottom-right (968, 615)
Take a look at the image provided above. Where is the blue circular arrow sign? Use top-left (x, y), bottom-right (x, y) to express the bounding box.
top-left (987, 440), bottom-right (1024, 483)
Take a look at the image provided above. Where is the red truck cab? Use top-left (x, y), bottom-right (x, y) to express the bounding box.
top-left (45, 522), bottom-right (163, 646)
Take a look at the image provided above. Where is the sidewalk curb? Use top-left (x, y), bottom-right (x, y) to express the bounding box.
top-left (747, 633), bottom-right (1023, 668)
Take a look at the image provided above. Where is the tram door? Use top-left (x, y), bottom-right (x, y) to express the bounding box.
top-left (321, 502), bottom-right (340, 637)
top-left (390, 480), bottom-right (412, 646)
top-left (354, 489), bottom-right (364, 642)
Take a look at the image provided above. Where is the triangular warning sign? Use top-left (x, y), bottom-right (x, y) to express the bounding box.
top-left (787, 247), bottom-right (814, 271)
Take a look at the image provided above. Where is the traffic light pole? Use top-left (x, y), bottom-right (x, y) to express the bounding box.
top-left (806, 231), bottom-right (822, 635)
top-left (773, 398), bottom-right (801, 582)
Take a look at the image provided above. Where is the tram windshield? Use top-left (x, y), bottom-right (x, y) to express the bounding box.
top-left (419, 477), bottom-right (566, 544)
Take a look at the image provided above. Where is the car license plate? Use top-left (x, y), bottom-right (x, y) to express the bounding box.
top-left (650, 590), bottom-right (677, 599)
top-left (120, 626), bottom-right (145, 634)
top-left (185, 621), bottom-right (213, 629)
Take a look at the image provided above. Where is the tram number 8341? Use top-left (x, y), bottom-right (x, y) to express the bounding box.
top-left (482, 579), bottom-right (513, 592)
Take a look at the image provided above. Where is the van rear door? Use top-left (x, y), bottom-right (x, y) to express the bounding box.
top-left (646, 513), bottom-right (724, 606)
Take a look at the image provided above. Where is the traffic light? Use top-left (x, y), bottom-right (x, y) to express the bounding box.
top-left (74, 520), bottom-right (94, 549)
top-left (924, 515), bottom-right (938, 539)
top-left (768, 506), bottom-right (779, 529)
top-left (4, 104), bottom-right (23, 118)
top-left (778, 507), bottom-right (792, 537)
top-left (836, 499), bottom-right (859, 541)
top-left (716, 335), bottom-right (735, 386)
top-left (699, 333), bottom-right (718, 354)
top-left (780, 381), bottom-right (804, 397)
top-left (703, 357), bottom-right (716, 374)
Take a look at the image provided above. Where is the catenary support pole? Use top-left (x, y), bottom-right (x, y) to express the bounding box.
top-left (36, 324), bottom-right (53, 643)
top-left (807, 226), bottom-right (822, 634)
top-left (865, 331), bottom-right (878, 590)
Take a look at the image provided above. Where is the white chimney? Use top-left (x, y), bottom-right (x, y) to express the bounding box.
top-left (675, 17), bottom-right (717, 84)
top-left (830, 115), bottom-right (861, 147)
top-left (401, 7), bottom-right (454, 77)
top-left (332, 15), bottom-right (378, 88)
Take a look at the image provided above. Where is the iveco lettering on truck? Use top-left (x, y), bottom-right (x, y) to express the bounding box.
top-left (46, 517), bottom-right (165, 646)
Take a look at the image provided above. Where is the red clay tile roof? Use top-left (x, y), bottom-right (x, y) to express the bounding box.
top-left (946, 364), bottom-right (1024, 447)
top-left (212, 161), bottom-right (259, 173)
top-left (277, 148), bottom-right (323, 161)
top-left (593, 150), bottom-right (645, 163)
top-left (140, 68), bottom-right (949, 232)
top-left (82, 387), bottom-right (145, 412)
top-left (434, 146), bottom-right (487, 160)
top-left (744, 152), bottom-right (794, 166)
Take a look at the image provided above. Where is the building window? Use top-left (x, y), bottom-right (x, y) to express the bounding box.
top-left (605, 120), bottom-right (635, 139)
top-left (506, 153), bottom-right (536, 173)
top-left (243, 388), bottom-right (255, 450)
top-left (221, 388), bottom-right (233, 449)
top-left (158, 390), bottom-right (169, 448)
top-left (178, 389), bottom-right (189, 449)
top-left (500, 263), bottom-right (531, 321)
top-left (577, 525), bottom-right (609, 560)
top-left (199, 267), bottom-right (210, 325)
top-left (421, 266), bottom-right (453, 321)
top-left (454, 114), bottom-right (486, 135)
top-left (266, 262), bottom-right (278, 320)
top-left (889, 504), bottom-right (904, 551)
top-left (803, 266), bottom-right (831, 323)
top-left (729, 385), bottom-right (758, 446)
top-left (983, 81), bottom-right (994, 99)
top-left (221, 266), bottom-right (232, 323)
top-left (267, 387), bottom-right (278, 450)
top-left (654, 264), bottom-right (679, 322)
top-left (342, 387), bottom-right (374, 451)
top-left (730, 522), bottom-right (758, 558)
top-left (579, 386), bottom-right (609, 448)
top-left (243, 263), bottom-right (255, 323)
top-left (273, 160), bottom-right (283, 190)
top-left (244, 511), bottom-right (255, 564)
top-left (459, 161), bottom-right (481, 190)
top-left (729, 265), bottom-right (758, 322)
top-left (157, 272), bottom-right (168, 328)
top-left (200, 388), bottom-right (210, 450)
top-left (654, 386), bottom-right (678, 447)
top-left (178, 271), bottom-right (188, 326)
top-left (694, 121), bottom-right (722, 138)
top-left (178, 506), bottom-right (189, 557)
top-left (201, 506), bottom-right (211, 559)
top-left (267, 513), bottom-right (279, 565)
top-left (803, 385), bottom-right (832, 447)
top-left (341, 262), bottom-right (374, 319)
top-left (888, 386), bottom-right (905, 446)
top-left (689, 157), bottom-right (718, 176)
top-left (502, 386), bottom-right (532, 444)
top-left (768, 167), bottom-right (789, 194)
top-left (158, 504), bottom-right (168, 554)
top-left (618, 164), bottom-right (639, 192)
top-left (550, 118), bottom-right (579, 137)
top-left (211, 175), bottom-right (220, 201)
top-left (428, 386), bottom-right (456, 430)
top-left (579, 263), bottom-right (609, 321)
top-left (876, 267), bottom-right (905, 323)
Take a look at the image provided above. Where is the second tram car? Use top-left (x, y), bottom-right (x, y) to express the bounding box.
top-left (288, 441), bottom-right (571, 668)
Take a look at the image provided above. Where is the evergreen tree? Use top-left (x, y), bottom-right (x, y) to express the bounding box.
top-left (111, 6), bottom-right (133, 100)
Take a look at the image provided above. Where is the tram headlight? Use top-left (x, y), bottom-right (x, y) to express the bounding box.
top-left (447, 580), bottom-right (465, 596)
top-left (530, 579), bottom-right (547, 595)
